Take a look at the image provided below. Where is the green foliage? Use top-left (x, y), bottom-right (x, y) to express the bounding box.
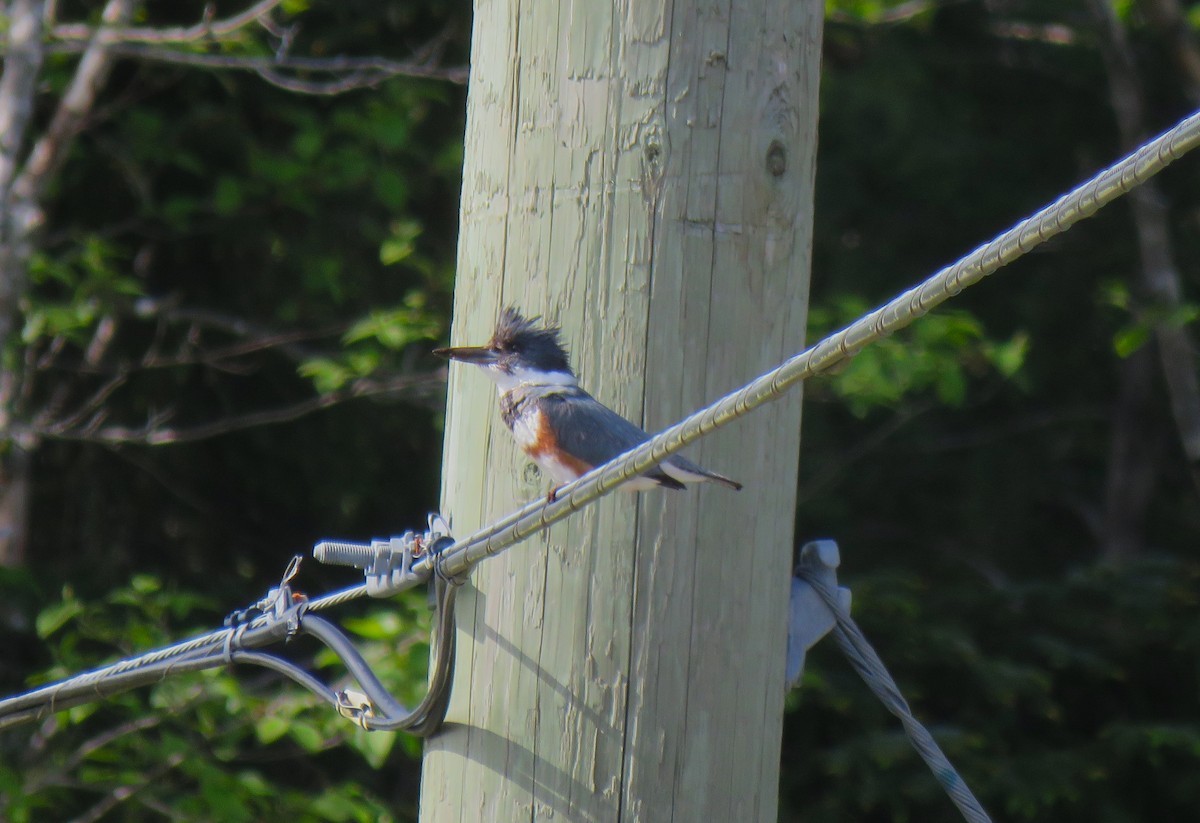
top-left (23, 238), bottom-right (143, 345)
top-left (300, 292), bottom-right (442, 393)
top-left (0, 574), bottom-right (431, 822)
top-left (18, 0), bottom-right (465, 592)
top-left (1101, 280), bottom-right (1200, 357)
top-left (784, 557), bottom-right (1200, 821)
top-left (810, 296), bottom-right (1028, 417)
top-left (792, 2), bottom-right (1200, 819)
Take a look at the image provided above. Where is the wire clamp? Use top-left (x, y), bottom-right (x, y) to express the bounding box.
top-left (335, 688), bottom-right (376, 730)
top-left (222, 556), bottom-right (308, 653)
top-left (312, 513), bottom-right (459, 597)
top-left (786, 539), bottom-right (852, 690)
top-left (426, 513), bottom-right (467, 588)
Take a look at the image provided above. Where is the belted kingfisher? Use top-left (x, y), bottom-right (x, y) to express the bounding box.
top-left (434, 307), bottom-right (743, 495)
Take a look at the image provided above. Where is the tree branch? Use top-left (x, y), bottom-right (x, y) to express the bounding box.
top-left (66, 751), bottom-right (185, 823)
top-left (17, 369), bottom-right (446, 445)
top-left (26, 714), bottom-right (165, 792)
top-left (11, 0), bottom-right (138, 207)
top-left (134, 300), bottom-right (350, 366)
top-left (43, 42), bottom-right (470, 87)
top-left (33, 369), bottom-right (129, 434)
top-left (52, 0), bottom-right (283, 44)
top-left (989, 19), bottom-right (1077, 45)
top-left (0, 0), bottom-right (48, 406)
top-left (0, 0), bottom-right (46, 200)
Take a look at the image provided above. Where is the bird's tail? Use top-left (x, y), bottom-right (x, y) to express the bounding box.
top-left (704, 471), bottom-right (743, 492)
top-left (663, 457), bottom-right (744, 491)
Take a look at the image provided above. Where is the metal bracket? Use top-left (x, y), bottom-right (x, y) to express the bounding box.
top-left (335, 688), bottom-right (375, 729)
top-left (786, 539), bottom-right (852, 690)
top-left (312, 513), bottom-right (456, 598)
top-left (225, 555), bottom-right (306, 631)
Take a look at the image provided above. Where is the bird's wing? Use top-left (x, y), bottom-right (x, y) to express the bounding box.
top-left (539, 392), bottom-right (684, 489)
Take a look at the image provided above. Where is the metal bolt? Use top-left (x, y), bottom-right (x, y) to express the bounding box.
top-left (313, 541), bottom-right (378, 568)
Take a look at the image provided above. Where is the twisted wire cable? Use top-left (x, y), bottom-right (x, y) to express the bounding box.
top-left (418, 107), bottom-right (1200, 580)
top-left (2, 107), bottom-right (1198, 728)
top-left (798, 567), bottom-right (993, 823)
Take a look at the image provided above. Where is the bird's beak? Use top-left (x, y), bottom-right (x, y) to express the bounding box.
top-left (432, 344), bottom-right (499, 366)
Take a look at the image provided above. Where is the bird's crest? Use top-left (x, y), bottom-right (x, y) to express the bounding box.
top-left (490, 307), bottom-right (572, 374)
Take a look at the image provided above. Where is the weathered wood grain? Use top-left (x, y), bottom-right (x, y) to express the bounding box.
top-left (420, 2), bottom-right (822, 819)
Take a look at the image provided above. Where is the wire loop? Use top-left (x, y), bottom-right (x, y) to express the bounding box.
top-left (2, 108), bottom-right (1200, 740)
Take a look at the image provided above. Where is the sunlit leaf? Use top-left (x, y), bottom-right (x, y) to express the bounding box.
top-left (1113, 324), bottom-right (1150, 358)
top-left (35, 598), bottom-right (84, 638)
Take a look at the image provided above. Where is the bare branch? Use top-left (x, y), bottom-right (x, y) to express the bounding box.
top-left (0, 0), bottom-right (48, 389)
top-left (255, 67), bottom-right (422, 96)
top-left (17, 370), bottom-right (446, 446)
top-left (66, 751), bottom-right (185, 823)
top-left (82, 314), bottom-right (118, 367)
top-left (135, 301), bottom-right (349, 365)
top-left (26, 714), bottom-right (165, 793)
top-left (828, 0), bottom-right (940, 25)
top-left (0, 0), bottom-right (46, 199)
top-left (798, 407), bottom-right (927, 507)
top-left (140, 328), bottom-right (346, 371)
top-left (42, 42), bottom-right (470, 86)
top-left (989, 19), bottom-right (1077, 45)
top-left (35, 369), bottom-right (129, 434)
top-left (12, 0), bottom-right (138, 207)
top-left (52, 0), bottom-right (284, 44)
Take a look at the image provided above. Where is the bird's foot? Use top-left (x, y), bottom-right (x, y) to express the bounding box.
top-left (547, 485), bottom-right (564, 504)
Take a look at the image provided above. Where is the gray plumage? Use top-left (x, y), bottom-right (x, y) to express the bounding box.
top-left (435, 307), bottom-right (743, 493)
top-left (533, 386), bottom-right (740, 490)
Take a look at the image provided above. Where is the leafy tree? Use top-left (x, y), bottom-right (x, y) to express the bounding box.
top-left (0, 1), bottom-right (468, 818)
top-left (1, 574), bottom-right (433, 821)
top-left (786, 1), bottom-right (1200, 819)
top-left (1, 0), bottom-right (465, 569)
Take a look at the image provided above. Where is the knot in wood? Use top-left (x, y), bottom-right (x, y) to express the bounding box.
top-left (766, 140), bottom-right (787, 177)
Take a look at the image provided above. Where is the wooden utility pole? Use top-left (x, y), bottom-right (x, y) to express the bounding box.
top-left (421, 1), bottom-right (823, 819)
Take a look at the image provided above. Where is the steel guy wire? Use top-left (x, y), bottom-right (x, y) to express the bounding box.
top-left (414, 106), bottom-right (1200, 582)
top-left (796, 553), bottom-right (993, 823)
top-left (2, 107), bottom-right (1199, 729)
top-left (0, 571), bottom-right (460, 734)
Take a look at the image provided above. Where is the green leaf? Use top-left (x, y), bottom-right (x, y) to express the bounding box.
top-left (379, 220), bottom-right (422, 265)
top-left (288, 720), bottom-right (327, 753)
top-left (986, 332), bottom-right (1029, 378)
top-left (291, 128), bottom-right (324, 160)
top-left (351, 726), bottom-right (396, 770)
top-left (372, 169), bottom-right (409, 211)
top-left (341, 611), bottom-right (405, 640)
top-left (343, 297), bottom-right (439, 350)
top-left (129, 574), bottom-right (162, 595)
top-left (1113, 324), bottom-right (1150, 358)
top-left (1166, 302), bottom-right (1200, 329)
top-left (934, 366), bottom-right (967, 407)
top-left (255, 715), bottom-right (290, 745)
top-left (213, 176), bottom-right (244, 215)
top-left (35, 598), bottom-right (83, 638)
top-left (298, 357), bottom-right (352, 393)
